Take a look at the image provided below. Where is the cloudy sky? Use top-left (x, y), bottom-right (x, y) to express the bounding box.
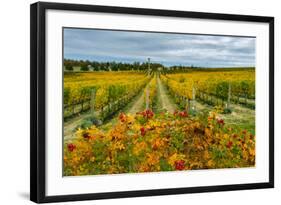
top-left (64, 28), bottom-right (255, 67)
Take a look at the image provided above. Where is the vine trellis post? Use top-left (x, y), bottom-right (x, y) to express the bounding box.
top-left (191, 85), bottom-right (196, 111)
top-left (146, 87), bottom-right (150, 109)
top-left (227, 83), bottom-right (231, 109)
top-left (90, 89), bottom-right (96, 118)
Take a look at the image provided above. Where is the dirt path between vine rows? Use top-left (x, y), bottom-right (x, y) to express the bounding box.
top-left (64, 112), bottom-right (96, 141)
top-left (157, 77), bottom-right (177, 113)
top-left (126, 83), bottom-right (150, 115)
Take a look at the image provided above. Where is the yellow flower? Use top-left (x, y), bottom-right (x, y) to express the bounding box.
top-left (90, 157), bottom-right (95, 162)
top-left (168, 153), bottom-right (185, 166)
top-left (133, 141), bottom-right (147, 155)
top-left (126, 114), bottom-right (135, 124)
top-left (146, 152), bottom-right (160, 166)
top-left (112, 141), bottom-right (125, 151)
top-left (207, 159), bottom-right (214, 167)
top-left (151, 138), bottom-right (165, 150)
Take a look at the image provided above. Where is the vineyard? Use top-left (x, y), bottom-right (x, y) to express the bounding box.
top-left (161, 69), bottom-right (255, 111)
top-left (64, 72), bottom-right (151, 120)
top-left (63, 68), bottom-right (256, 176)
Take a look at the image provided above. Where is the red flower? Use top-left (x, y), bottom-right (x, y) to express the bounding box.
top-left (242, 130), bottom-right (247, 134)
top-left (179, 111), bottom-right (188, 118)
top-left (83, 132), bottom-right (90, 139)
top-left (250, 134), bottom-right (254, 140)
top-left (142, 109), bottom-right (154, 119)
top-left (217, 119), bottom-right (225, 126)
top-left (140, 127), bottom-right (146, 136)
top-left (173, 110), bottom-right (178, 116)
top-left (175, 160), bottom-right (185, 170)
top-left (119, 113), bottom-right (126, 122)
top-left (67, 143), bottom-right (76, 152)
top-left (226, 141), bottom-right (233, 149)
top-left (232, 134), bottom-right (238, 139)
top-left (146, 109), bottom-right (154, 118)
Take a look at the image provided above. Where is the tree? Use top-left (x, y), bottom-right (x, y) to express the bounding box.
top-left (65, 65), bottom-right (73, 71)
top-left (81, 64), bottom-right (89, 71)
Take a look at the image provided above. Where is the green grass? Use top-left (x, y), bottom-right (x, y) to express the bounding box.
top-left (193, 101), bottom-right (255, 134)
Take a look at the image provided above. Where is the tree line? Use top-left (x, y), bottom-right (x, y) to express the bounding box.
top-left (64, 59), bottom-right (163, 71)
top-left (64, 59), bottom-right (254, 73)
top-left (63, 59), bottom-right (204, 72)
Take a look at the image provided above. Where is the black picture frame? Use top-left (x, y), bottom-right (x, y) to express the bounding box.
top-left (30, 1), bottom-right (274, 203)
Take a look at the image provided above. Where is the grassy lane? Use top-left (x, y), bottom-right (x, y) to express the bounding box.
top-left (193, 100), bottom-right (255, 133)
top-left (218, 104), bottom-right (255, 132)
top-left (126, 84), bottom-right (148, 114)
top-left (64, 112), bottom-right (99, 141)
top-left (156, 76), bottom-right (177, 113)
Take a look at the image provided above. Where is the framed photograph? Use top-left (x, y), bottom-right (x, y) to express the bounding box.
top-left (30, 2), bottom-right (274, 203)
